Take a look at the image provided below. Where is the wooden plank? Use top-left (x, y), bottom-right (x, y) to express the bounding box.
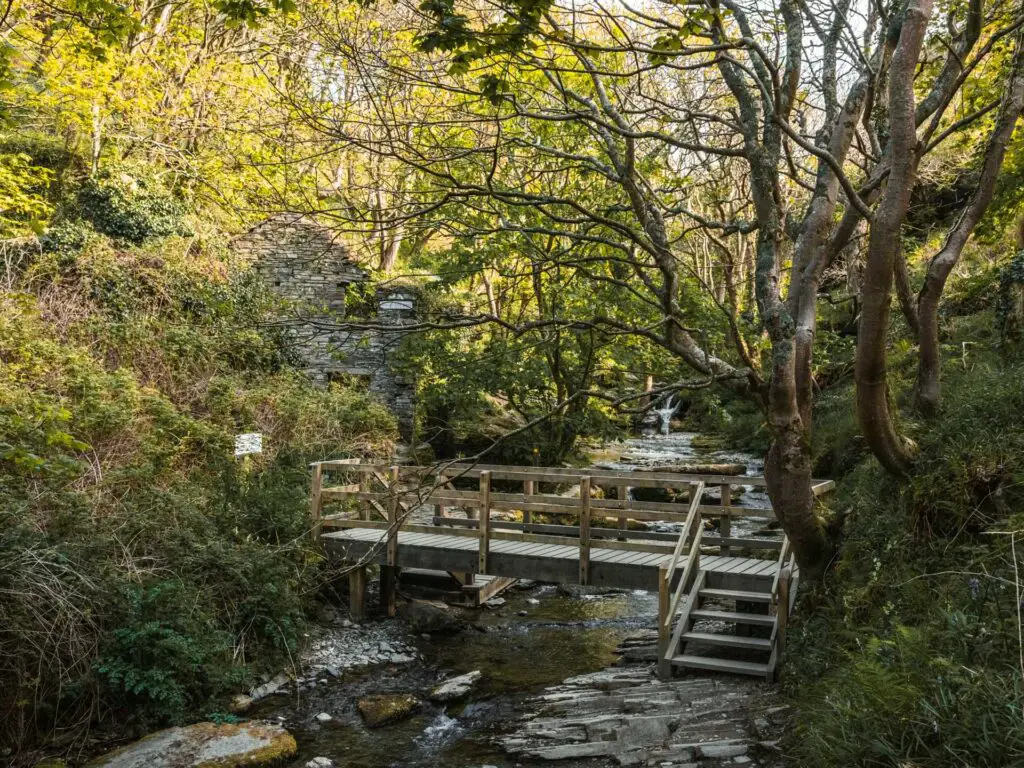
top-left (690, 609), bottom-right (775, 626)
top-left (341, 488), bottom-right (775, 521)
top-left (683, 631), bottom-right (772, 650)
top-left (729, 558), bottom-right (767, 576)
top-left (431, 517), bottom-right (682, 543)
top-left (594, 549), bottom-right (645, 565)
top-left (812, 479), bottom-right (836, 496)
top-left (699, 588), bottom-right (772, 603)
top-left (430, 463), bottom-right (770, 488)
top-left (671, 655), bottom-right (769, 677)
top-left (703, 536), bottom-right (783, 551)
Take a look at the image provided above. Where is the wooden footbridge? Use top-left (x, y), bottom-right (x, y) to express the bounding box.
top-left (311, 461), bottom-right (833, 681)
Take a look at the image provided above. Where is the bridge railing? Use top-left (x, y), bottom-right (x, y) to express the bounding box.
top-left (310, 462), bottom-right (834, 564)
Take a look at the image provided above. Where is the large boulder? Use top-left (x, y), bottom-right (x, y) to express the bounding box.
top-left (85, 721), bottom-right (296, 768)
top-left (357, 694), bottom-right (422, 728)
top-left (397, 599), bottom-right (464, 634)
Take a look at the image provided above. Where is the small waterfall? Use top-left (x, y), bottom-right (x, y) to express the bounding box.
top-left (653, 396), bottom-right (677, 436)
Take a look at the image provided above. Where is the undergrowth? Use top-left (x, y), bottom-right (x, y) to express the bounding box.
top-left (0, 228), bottom-right (395, 759)
top-left (785, 350), bottom-right (1024, 766)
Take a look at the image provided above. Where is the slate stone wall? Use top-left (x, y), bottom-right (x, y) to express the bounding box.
top-left (233, 215), bottom-right (417, 440)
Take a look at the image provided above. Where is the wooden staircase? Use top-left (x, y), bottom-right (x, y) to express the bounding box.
top-left (657, 490), bottom-right (797, 682)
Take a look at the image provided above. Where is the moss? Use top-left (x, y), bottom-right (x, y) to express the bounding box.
top-left (357, 694), bottom-right (422, 728)
top-left (194, 723), bottom-right (297, 767)
top-left (85, 722), bottom-right (297, 768)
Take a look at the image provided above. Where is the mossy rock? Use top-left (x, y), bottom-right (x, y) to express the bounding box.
top-left (357, 694), bottom-right (422, 728)
top-left (85, 721), bottom-right (297, 768)
top-left (689, 434), bottom-right (726, 451)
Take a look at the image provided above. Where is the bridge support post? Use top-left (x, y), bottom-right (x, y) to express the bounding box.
top-left (720, 483), bottom-right (731, 556)
top-left (478, 471), bottom-right (491, 574)
top-left (380, 567), bottom-right (397, 617)
top-left (349, 565), bottom-right (367, 621)
top-left (657, 564), bottom-right (671, 680)
top-left (523, 479), bottom-right (534, 533)
top-left (579, 476), bottom-right (591, 585)
top-left (617, 484), bottom-right (629, 541)
top-left (383, 465), bottom-right (401, 617)
top-left (310, 463), bottom-right (323, 545)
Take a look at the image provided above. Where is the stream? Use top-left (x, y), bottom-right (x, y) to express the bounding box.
top-left (262, 432), bottom-right (765, 768)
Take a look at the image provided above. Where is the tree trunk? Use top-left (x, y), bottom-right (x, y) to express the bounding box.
top-left (855, 0), bottom-right (933, 477)
top-left (894, 243), bottom-right (920, 337)
top-left (917, 30), bottom-right (1024, 414)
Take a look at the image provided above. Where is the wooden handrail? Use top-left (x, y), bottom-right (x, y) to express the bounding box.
top-left (321, 487), bottom-right (776, 521)
top-left (663, 482), bottom-right (705, 588)
top-left (769, 536), bottom-right (792, 611)
top-left (310, 459), bottom-right (834, 496)
top-left (659, 482), bottom-right (705, 668)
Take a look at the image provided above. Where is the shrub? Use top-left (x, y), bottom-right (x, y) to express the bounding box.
top-left (785, 356), bottom-right (1024, 767)
top-left (0, 237), bottom-right (395, 754)
top-left (78, 167), bottom-right (191, 244)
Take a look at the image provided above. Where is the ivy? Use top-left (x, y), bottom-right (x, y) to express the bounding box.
top-left (996, 248), bottom-right (1024, 347)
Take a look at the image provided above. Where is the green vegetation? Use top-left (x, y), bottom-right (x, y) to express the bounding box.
top-left (0, 150), bottom-right (394, 751)
top-left (4, 0), bottom-right (1024, 765)
top-left (782, 240), bottom-right (1024, 767)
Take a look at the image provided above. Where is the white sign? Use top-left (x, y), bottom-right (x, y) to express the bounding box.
top-left (234, 433), bottom-right (263, 457)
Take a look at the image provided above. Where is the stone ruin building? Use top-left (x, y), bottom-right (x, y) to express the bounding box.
top-left (232, 214), bottom-right (417, 439)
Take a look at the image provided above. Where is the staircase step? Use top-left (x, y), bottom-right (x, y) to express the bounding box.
top-left (699, 587), bottom-right (772, 603)
top-left (690, 609), bottom-right (775, 626)
top-left (683, 631), bottom-right (772, 650)
top-left (670, 654), bottom-right (769, 677)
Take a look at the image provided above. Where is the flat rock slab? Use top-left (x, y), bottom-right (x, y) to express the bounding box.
top-left (497, 661), bottom-right (789, 767)
top-left (86, 721), bottom-right (296, 768)
top-left (430, 670), bottom-right (482, 702)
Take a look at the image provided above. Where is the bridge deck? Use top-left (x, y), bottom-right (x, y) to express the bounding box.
top-left (323, 527), bottom-right (781, 591)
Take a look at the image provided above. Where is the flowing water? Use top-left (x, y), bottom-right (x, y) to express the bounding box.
top-left (266, 432), bottom-right (764, 768)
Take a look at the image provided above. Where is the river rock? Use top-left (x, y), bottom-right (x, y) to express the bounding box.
top-left (229, 694), bottom-right (254, 714)
top-left (85, 721), bottom-right (296, 768)
top-left (249, 671), bottom-right (290, 701)
top-left (398, 599), bottom-right (464, 634)
top-left (429, 670), bottom-right (482, 702)
top-left (357, 694), bottom-right (422, 728)
top-left (306, 758), bottom-right (334, 768)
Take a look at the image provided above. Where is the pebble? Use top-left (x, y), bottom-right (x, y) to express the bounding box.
top-left (301, 621), bottom-right (419, 676)
top-left (517, 610), bottom-right (528, 616)
top-left (306, 758), bottom-right (335, 768)
top-left (484, 597), bottom-right (506, 608)
top-left (314, 712), bottom-right (333, 723)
